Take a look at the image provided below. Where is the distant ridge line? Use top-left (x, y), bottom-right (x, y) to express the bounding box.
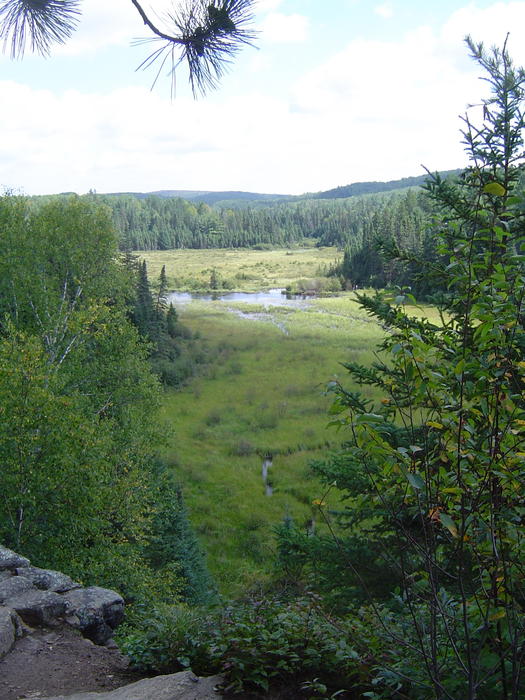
top-left (102, 169), bottom-right (461, 205)
top-left (309, 169), bottom-right (461, 200)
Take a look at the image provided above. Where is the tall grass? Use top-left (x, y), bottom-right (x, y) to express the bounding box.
top-left (139, 247), bottom-right (341, 292)
top-left (161, 292), bottom-right (385, 594)
top-left (148, 246), bottom-right (438, 593)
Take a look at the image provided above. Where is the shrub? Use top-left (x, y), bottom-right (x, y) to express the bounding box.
top-left (121, 596), bottom-right (364, 696)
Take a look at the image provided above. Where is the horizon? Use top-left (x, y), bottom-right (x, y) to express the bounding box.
top-left (1, 1), bottom-right (524, 196)
top-left (50, 167), bottom-right (460, 199)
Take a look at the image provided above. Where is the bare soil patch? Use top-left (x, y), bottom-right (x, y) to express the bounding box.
top-left (0, 626), bottom-right (143, 700)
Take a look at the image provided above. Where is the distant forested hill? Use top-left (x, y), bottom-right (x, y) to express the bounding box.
top-left (89, 189), bottom-right (427, 251)
top-left (107, 189), bottom-right (292, 205)
top-left (103, 169), bottom-right (460, 208)
top-left (78, 170), bottom-right (456, 251)
top-left (310, 169), bottom-right (461, 199)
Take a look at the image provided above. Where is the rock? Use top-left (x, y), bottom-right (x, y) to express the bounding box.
top-left (0, 606), bottom-right (18, 659)
top-left (0, 576), bottom-right (36, 604)
top-left (63, 588), bottom-right (124, 645)
top-left (4, 590), bottom-right (69, 627)
top-left (0, 545), bottom-right (126, 655)
top-left (0, 546), bottom-right (30, 571)
top-left (40, 671), bottom-right (223, 699)
top-left (15, 567), bottom-right (82, 593)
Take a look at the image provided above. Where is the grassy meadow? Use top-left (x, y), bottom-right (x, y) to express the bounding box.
top-left (139, 246), bottom-right (340, 292)
top-left (148, 248), bottom-right (436, 594)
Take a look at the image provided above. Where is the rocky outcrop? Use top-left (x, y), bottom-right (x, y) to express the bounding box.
top-left (0, 545), bottom-right (124, 654)
top-left (0, 548), bottom-right (29, 570)
top-left (0, 546), bottom-right (225, 700)
top-left (0, 606), bottom-right (20, 659)
top-left (63, 587), bottom-right (125, 644)
top-left (42, 671), bottom-right (223, 700)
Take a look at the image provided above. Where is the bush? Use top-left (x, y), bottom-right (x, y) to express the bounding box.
top-left (120, 596), bottom-right (364, 696)
top-left (119, 604), bottom-right (215, 673)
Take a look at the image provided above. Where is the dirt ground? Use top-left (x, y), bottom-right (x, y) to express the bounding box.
top-left (0, 626), bottom-right (144, 700)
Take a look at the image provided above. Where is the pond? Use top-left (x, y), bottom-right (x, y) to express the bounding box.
top-left (166, 288), bottom-right (313, 308)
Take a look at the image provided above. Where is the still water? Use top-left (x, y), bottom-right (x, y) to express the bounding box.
top-left (166, 288), bottom-right (312, 308)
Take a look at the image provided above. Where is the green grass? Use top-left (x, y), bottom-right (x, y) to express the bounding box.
top-left (139, 246), bottom-right (341, 292)
top-left (160, 292), bottom-right (385, 595)
top-left (146, 246), bottom-right (440, 594)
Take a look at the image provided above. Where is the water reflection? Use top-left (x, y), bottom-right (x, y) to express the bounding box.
top-left (166, 288), bottom-right (312, 308)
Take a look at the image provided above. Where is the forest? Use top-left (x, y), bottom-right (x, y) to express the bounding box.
top-left (40, 181), bottom-right (442, 300)
top-left (2, 33), bottom-right (525, 700)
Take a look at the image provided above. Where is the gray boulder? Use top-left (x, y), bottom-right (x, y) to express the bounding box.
top-left (0, 575), bottom-right (36, 603)
top-left (63, 587), bottom-right (124, 644)
top-left (0, 606), bottom-right (19, 659)
top-left (4, 589), bottom-right (69, 626)
top-left (40, 671), bottom-right (223, 699)
top-left (16, 566), bottom-right (82, 593)
top-left (0, 545), bottom-right (30, 570)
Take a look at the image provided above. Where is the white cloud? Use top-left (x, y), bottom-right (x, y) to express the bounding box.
top-left (53, 0), bottom-right (142, 55)
top-left (0, 82), bottom-right (299, 194)
top-left (3, 2), bottom-right (525, 196)
top-left (256, 0), bottom-right (284, 11)
top-left (54, 0), bottom-right (206, 56)
top-left (441, 2), bottom-right (525, 66)
top-left (281, 2), bottom-right (525, 189)
top-left (374, 3), bottom-right (394, 19)
top-left (260, 13), bottom-right (310, 43)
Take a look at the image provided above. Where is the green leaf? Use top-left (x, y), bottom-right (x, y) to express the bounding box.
top-left (426, 420), bottom-right (444, 430)
top-left (355, 413), bottom-right (384, 424)
top-left (440, 512), bottom-right (458, 538)
top-left (406, 472), bottom-right (425, 490)
top-left (483, 182), bottom-right (506, 196)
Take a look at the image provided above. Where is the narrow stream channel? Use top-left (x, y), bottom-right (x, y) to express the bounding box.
top-left (262, 457), bottom-right (273, 496)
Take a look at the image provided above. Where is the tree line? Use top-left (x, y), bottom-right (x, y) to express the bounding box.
top-left (0, 195), bottom-right (214, 609)
top-left (120, 39), bottom-right (525, 699)
top-left (48, 188), bottom-right (427, 254)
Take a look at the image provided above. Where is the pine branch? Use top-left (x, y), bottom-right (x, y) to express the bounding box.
top-left (0, 0), bottom-right (81, 58)
top-left (0, 0), bottom-right (257, 95)
top-left (132, 0), bottom-right (257, 96)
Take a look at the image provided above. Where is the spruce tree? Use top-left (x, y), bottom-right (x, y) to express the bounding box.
top-left (323, 38), bottom-right (525, 698)
top-left (134, 260), bottom-right (156, 340)
top-left (155, 265), bottom-right (169, 316)
top-left (166, 303), bottom-right (178, 339)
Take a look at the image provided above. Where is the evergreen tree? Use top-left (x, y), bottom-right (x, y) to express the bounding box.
top-left (166, 303), bottom-right (178, 338)
top-left (134, 260), bottom-right (156, 340)
top-left (315, 39), bottom-right (525, 698)
top-left (146, 465), bottom-right (216, 606)
top-left (155, 264), bottom-right (169, 315)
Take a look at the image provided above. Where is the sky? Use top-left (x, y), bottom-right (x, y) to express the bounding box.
top-left (2, 0), bottom-right (525, 196)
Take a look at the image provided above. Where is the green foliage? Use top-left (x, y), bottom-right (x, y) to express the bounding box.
top-left (133, 259), bottom-right (157, 339)
top-left (0, 194), bottom-right (213, 611)
top-left (121, 595), bottom-right (362, 697)
top-left (126, 258), bottom-right (208, 387)
top-left (144, 462), bottom-right (216, 606)
top-left (119, 604), bottom-right (214, 673)
top-left (286, 277), bottom-right (343, 295)
top-left (321, 39), bottom-right (525, 698)
top-left (328, 189), bottom-right (441, 297)
top-left (34, 188), bottom-right (434, 262)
